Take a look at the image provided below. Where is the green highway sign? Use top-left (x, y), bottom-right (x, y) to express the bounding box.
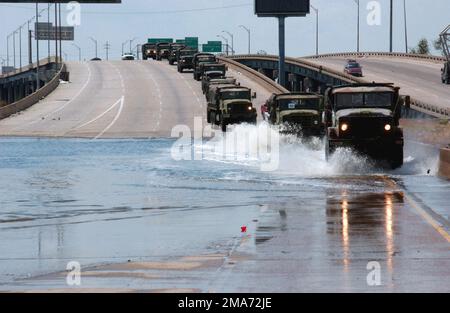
top-left (185, 37), bottom-right (199, 49)
top-left (148, 38), bottom-right (174, 44)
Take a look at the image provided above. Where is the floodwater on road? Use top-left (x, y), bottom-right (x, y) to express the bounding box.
top-left (0, 124), bottom-right (449, 292)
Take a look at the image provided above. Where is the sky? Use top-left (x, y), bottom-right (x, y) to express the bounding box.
top-left (0, 0), bottom-right (449, 65)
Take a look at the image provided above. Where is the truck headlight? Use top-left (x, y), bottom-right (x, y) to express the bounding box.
top-left (248, 106), bottom-right (253, 111)
top-left (341, 123), bottom-right (349, 132)
top-left (385, 124), bottom-right (392, 131)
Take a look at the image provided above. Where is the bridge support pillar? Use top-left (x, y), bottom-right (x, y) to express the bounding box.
top-left (278, 16), bottom-right (286, 88)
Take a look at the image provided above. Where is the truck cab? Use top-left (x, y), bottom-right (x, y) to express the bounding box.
top-left (176, 49), bottom-right (197, 72)
top-left (200, 64), bottom-right (228, 93)
top-left (142, 43), bottom-right (157, 60)
top-left (193, 53), bottom-right (216, 81)
top-left (323, 83), bottom-right (404, 169)
top-left (267, 93), bottom-right (324, 136)
top-left (202, 77), bottom-right (237, 95)
top-left (207, 85), bottom-right (257, 132)
top-left (168, 43), bottom-right (186, 65)
top-left (156, 42), bottom-right (171, 61)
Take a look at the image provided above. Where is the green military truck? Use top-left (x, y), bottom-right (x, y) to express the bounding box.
top-left (192, 53), bottom-right (216, 81)
top-left (207, 85), bottom-right (257, 132)
top-left (142, 43), bottom-right (157, 60)
top-left (156, 42), bottom-right (171, 61)
top-left (168, 43), bottom-right (187, 65)
top-left (200, 64), bottom-right (228, 93)
top-left (202, 77), bottom-right (237, 95)
top-left (176, 49), bottom-right (197, 73)
top-left (323, 83), bottom-right (404, 169)
top-left (266, 93), bottom-right (324, 136)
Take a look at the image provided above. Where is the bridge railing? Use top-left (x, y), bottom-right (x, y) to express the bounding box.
top-left (0, 62), bottom-right (66, 120)
top-left (224, 54), bottom-right (449, 119)
top-left (303, 52), bottom-right (446, 63)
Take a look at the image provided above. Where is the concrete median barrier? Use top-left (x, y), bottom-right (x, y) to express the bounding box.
top-left (439, 148), bottom-right (450, 179)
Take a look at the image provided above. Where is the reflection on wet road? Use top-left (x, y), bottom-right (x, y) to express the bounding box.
top-left (0, 135), bottom-right (448, 292)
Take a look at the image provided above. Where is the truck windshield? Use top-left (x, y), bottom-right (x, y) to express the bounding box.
top-left (335, 92), bottom-right (393, 109)
top-left (198, 57), bottom-right (215, 63)
top-left (278, 98), bottom-right (320, 110)
top-left (180, 51), bottom-right (194, 56)
top-left (205, 66), bottom-right (224, 72)
top-left (222, 91), bottom-right (250, 100)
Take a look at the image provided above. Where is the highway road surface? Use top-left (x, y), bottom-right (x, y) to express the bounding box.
top-left (0, 60), bottom-right (270, 139)
top-left (307, 56), bottom-right (450, 112)
top-left (0, 59), bottom-right (448, 292)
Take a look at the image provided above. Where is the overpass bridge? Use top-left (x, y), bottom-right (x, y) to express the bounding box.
top-left (0, 52), bottom-right (448, 138)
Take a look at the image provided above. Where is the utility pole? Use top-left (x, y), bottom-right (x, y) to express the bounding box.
top-left (18, 25), bottom-right (23, 69)
top-left (310, 5), bottom-right (319, 56)
top-left (222, 31), bottom-right (234, 55)
top-left (403, 0), bottom-right (408, 53)
top-left (104, 41), bottom-right (111, 61)
top-left (129, 37), bottom-right (138, 54)
top-left (239, 25), bottom-right (251, 54)
top-left (353, 0), bottom-right (360, 53)
top-left (390, 0), bottom-right (393, 52)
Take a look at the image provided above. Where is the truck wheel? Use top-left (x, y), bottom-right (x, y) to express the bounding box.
top-left (207, 110), bottom-right (211, 123)
top-left (389, 146), bottom-right (404, 169)
top-left (169, 60), bottom-right (173, 65)
top-left (325, 138), bottom-right (336, 162)
top-left (221, 119), bottom-right (227, 133)
top-left (251, 117), bottom-right (257, 125)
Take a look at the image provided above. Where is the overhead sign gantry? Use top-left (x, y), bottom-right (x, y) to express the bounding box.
top-left (254, 0), bottom-right (310, 87)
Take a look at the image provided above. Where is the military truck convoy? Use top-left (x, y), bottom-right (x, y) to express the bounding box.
top-left (142, 43), bottom-right (157, 60)
top-left (142, 38), bottom-right (406, 168)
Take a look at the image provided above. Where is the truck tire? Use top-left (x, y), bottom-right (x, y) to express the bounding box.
top-left (207, 109), bottom-right (211, 123)
top-left (325, 138), bottom-right (336, 162)
top-left (169, 60), bottom-right (174, 65)
top-left (389, 145), bottom-right (404, 169)
top-left (221, 117), bottom-right (227, 133)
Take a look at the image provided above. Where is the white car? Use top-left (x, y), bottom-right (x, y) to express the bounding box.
top-left (121, 53), bottom-right (135, 61)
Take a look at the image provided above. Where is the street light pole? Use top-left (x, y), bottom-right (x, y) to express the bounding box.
top-left (390, 0), bottom-right (393, 52)
top-left (353, 0), bottom-right (360, 53)
top-left (122, 40), bottom-right (128, 55)
top-left (35, 0), bottom-right (40, 90)
top-left (278, 16), bottom-right (286, 87)
top-left (89, 37), bottom-right (98, 59)
top-left (13, 31), bottom-right (16, 69)
top-left (403, 0), bottom-right (408, 53)
top-left (222, 31), bottom-right (234, 55)
top-left (310, 5), bottom-right (319, 56)
top-left (217, 35), bottom-right (229, 56)
top-left (129, 37), bottom-right (138, 53)
top-left (239, 25), bottom-right (251, 54)
top-left (72, 43), bottom-right (81, 61)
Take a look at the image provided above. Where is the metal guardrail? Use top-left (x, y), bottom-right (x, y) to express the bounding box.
top-left (217, 56), bottom-right (289, 94)
top-left (0, 63), bottom-right (66, 120)
top-left (303, 52), bottom-right (446, 63)
top-left (0, 56), bottom-right (62, 79)
top-left (225, 54), bottom-right (449, 119)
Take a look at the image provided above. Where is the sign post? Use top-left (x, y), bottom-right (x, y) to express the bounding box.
top-left (254, 0), bottom-right (310, 87)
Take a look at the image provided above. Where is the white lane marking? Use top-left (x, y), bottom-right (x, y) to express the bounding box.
top-left (32, 62), bottom-right (92, 124)
top-left (94, 96), bottom-right (124, 140)
top-left (73, 97), bottom-right (122, 130)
